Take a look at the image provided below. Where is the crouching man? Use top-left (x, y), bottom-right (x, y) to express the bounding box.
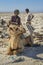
top-left (7, 10), bottom-right (26, 55)
top-left (9, 9), bottom-right (21, 26)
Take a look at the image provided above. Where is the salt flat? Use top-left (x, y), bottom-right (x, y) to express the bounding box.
top-left (0, 12), bottom-right (43, 65)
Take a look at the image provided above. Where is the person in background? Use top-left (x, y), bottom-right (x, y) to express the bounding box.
top-left (26, 8), bottom-right (34, 45)
top-left (22, 8), bottom-right (34, 46)
top-left (25, 8), bottom-right (34, 32)
top-left (1, 19), bottom-right (6, 25)
top-left (25, 8), bottom-right (34, 25)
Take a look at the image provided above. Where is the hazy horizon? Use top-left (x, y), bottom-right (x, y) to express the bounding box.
top-left (0, 0), bottom-right (43, 12)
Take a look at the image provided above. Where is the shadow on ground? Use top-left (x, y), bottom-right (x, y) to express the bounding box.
top-left (18, 44), bottom-right (43, 60)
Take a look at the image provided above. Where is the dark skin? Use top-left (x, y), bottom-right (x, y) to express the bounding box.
top-left (9, 13), bottom-right (21, 26)
top-left (26, 13), bottom-right (34, 25)
top-left (7, 13), bottom-right (21, 27)
top-left (25, 9), bottom-right (34, 25)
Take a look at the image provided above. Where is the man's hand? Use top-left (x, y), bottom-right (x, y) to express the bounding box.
top-left (32, 15), bottom-right (34, 19)
top-left (11, 22), bottom-right (18, 25)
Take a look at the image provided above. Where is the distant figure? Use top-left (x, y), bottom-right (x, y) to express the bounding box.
top-left (9, 9), bottom-right (21, 26)
top-left (25, 8), bottom-right (34, 25)
top-left (25, 8), bottom-right (34, 33)
top-left (26, 8), bottom-right (34, 45)
top-left (22, 8), bottom-right (34, 46)
top-left (1, 19), bottom-right (6, 25)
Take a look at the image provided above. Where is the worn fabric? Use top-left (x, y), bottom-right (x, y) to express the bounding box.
top-left (10, 16), bottom-right (21, 25)
top-left (21, 13), bottom-right (34, 38)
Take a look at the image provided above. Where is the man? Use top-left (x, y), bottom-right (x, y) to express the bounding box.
top-left (25, 8), bottom-right (34, 25)
top-left (9, 9), bottom-right (21, 26)
top-left (22, 8), bottom-right (34, 46)
top-left (25, 8), bottom-right (34, 34)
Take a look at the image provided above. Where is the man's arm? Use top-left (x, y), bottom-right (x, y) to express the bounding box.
top-left (27, 14), bottom-right (34, 21)
top-left (18, 17), bottom-right (21, 25)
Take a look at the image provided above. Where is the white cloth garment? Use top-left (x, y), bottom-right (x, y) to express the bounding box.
top-left (22, 13), bottom-right (33, 38)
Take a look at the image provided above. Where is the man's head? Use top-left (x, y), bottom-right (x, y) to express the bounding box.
top-left (14, 9), bottom-right (20, 16)
top-left (25, 8), bottom-right (29, 14)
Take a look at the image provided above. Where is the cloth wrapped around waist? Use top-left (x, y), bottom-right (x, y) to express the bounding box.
top-left (21, 22), bottom-right (34, 38)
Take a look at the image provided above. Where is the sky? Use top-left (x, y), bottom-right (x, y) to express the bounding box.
top-left (0, 0), bottom-right (43, 12)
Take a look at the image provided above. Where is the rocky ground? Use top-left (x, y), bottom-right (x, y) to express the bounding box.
top-left (0, 12), bottom-right (43, 65)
